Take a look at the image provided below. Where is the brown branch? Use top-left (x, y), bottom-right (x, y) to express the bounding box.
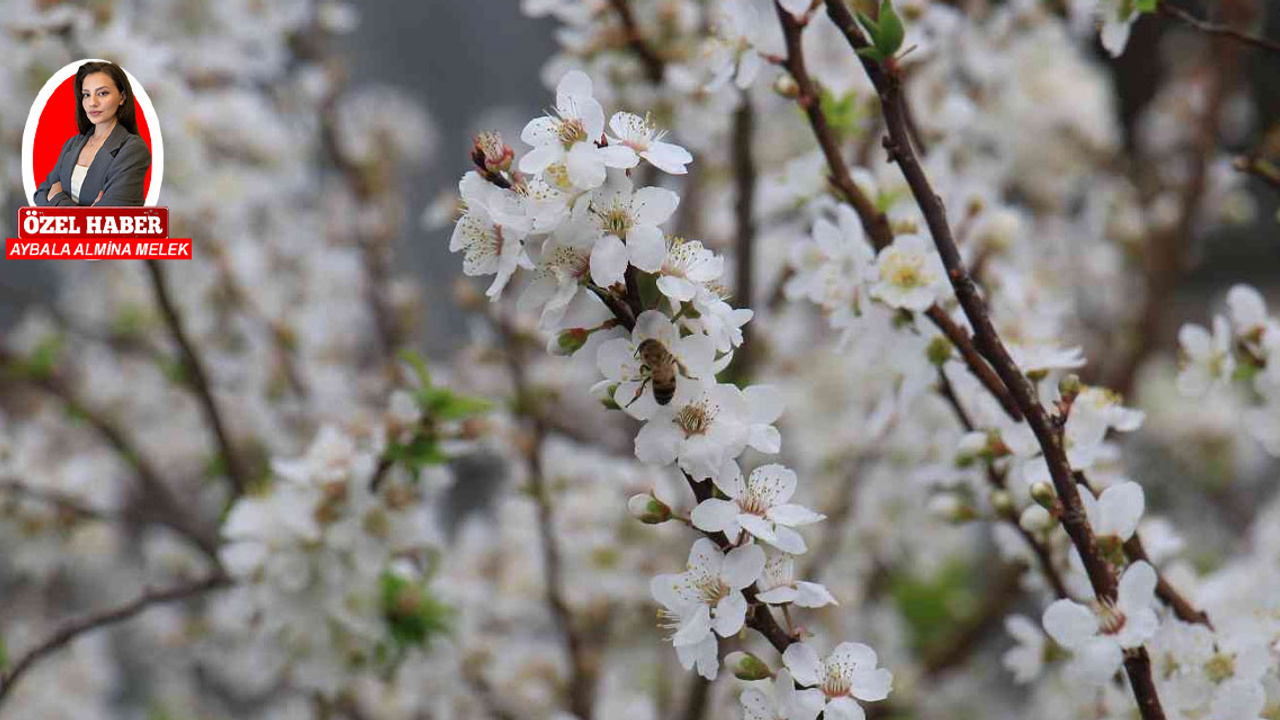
top-left (821, 2), bottom-right (1165, 715)
top-left (1159, 2), bottom-right (1280, 55)
top-left (497, 316), bottom-right (595, 719)
top-left (727, 94), bottom-right (759, 380)
top-left (145, 260), bottom-right (249, 497)
top-left (0, 573), bottom-right (229, 706)
top-left (0, 349), bottom-right (219, 560)
top-left (1100, 15), bottom-right (1234, 396)
top-left (678, 673), bottom-right (712, 720)
top-left (927, 307), bottom-right (1022, 421)
top-left (1234, 155), bottom-right (1280, 190)
top-left (774, 4), bottom-right (1021, 422)
top-left (936, 370), bottom-right (1069, 600)
top-left (607, 0), bottom-right (666, 83)
top-left (922, 563), bottom-right (1023, 676)
top-left (0, 478), bottom-right (120, 525)
top-left (1124, 535), bottom-right (1213, 629)
top-left (774, 6), bottom-right (894, 250)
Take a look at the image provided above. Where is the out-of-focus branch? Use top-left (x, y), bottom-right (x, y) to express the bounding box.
top-left (774, 5), bottom-right (1021, 421)
top-left (921, 562), bottom-right (1023, 676)
top-left (936, 370), bottom-right (1070, 600)
top-left (145, 260), bottom-right (249, 497)
top-left (1159, 2), bottom-right (1280, 55)
top-left (1102, 0), bottom-right (1241, 396)
top-left (821, 1), bottom-right (1167, 714)
top-left (496, 314), bottom-right (595, 719)
top-left (607, 0), bottom-right (665, 83)
top-left (0, 572), bottom-right (229, 706)
top-left (727, 94), bottom-right (759, 380)
top-left (0, 478), bottom-right (120, 525)
top-left (1234, 154), bottom-right (1280, 190)
top-left (0, 348), bottom-right (219, 560)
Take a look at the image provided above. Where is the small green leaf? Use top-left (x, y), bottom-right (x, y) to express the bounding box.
top-left (875, 0), bottom-right (905, 59)
top-left (0, 632), bottom-right (7, 669)
top-left (855, 10), bottom-right (881, 39)
top-left (24, 334), bottom-right (64, 380)
top-left (398, 349), bottom-right (431, 389)
top-left (857, 46), bottom-right (886, 62)
top-left (419, 387), bottom-right (491, 421)
top-left (380, 572), bottom-right (451, 651)
top-left (1136, 0), bottom-right (1157, 11)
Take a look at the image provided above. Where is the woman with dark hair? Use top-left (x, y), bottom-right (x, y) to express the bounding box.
top-left (33, 61), bottom-right (152, 207)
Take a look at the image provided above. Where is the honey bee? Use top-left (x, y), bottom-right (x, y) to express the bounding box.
top-left (629, 338), bottom-right (689, 407)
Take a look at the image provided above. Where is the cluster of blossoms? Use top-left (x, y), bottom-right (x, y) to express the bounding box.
top-left (4, 0), bottom-right (1280, 718)
top-left (451, 68), bottom-right (895, 714)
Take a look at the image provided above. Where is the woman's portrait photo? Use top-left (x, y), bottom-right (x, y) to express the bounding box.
top-left (29, 60), bottom-right (153, 208)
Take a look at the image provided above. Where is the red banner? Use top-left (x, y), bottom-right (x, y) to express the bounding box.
top-left (16, 207), bottom-right (169, 239)
top-left (6, 239), bottom-right (191, 259)
top-left (6, 208), bottom-right (189, 260)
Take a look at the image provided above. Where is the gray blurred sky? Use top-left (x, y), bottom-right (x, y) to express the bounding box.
top-left (341, 0), bottom-right (558, 354)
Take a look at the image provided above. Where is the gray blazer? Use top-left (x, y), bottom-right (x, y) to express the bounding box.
top-left (32, 122), bottom-right (152, 207)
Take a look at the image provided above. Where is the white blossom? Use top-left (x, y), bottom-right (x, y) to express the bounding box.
top-left (691, 464), bottom-right (825, 554)
top-left (1042, 561), bottom-right (1159, 686)
top-left (783, 641), bottom-right (894, 720)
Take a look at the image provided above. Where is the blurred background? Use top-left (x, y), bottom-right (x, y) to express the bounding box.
top-left (1, 1), bottom-right (1278, 719)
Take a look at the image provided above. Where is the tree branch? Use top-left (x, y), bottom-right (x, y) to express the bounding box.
top-left (0, 348), bottom-right (219, 560)
top-left (728, 94), bottom-right (759, 380)
top-left (0, 573), bottom-right (229, 706)
top-left (1159, 2), bottom-right (1280, 56)
top-left (607, 0), bottom-right (666, 83)
top-left (497, 314), bottom-right (596, 719)
top-left (821, 2), bottom-right (1166, 715)
top-left (145, 260), bottom-right (249, 497)
top-left (773, 4), bottom-right (1022, 422)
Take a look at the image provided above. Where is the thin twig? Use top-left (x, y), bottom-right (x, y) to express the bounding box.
top-left (497, 314), bottom-right (595, 719)
top-left (821, 2), bottom-right (1166, 715)
top-left (607, 0), bottom-right (666, 83)
top-left (773, 5), bottom-right (1021, 422)
top-left (145, 260), bottom-right (249, 497)
top-left (1101, 10), bottom-right (1235, 396)
top-left (0, 573), bottom-right (229, 706)
top-left (728, 94), bottom-right (759, 379)
top-left (1159, 2), bottom-right (1280, 56)
top-left (922, 563), bottom-right (1023, 676)
top-left (0, 478), bottom-right (120, 524)
top-left (936, 371), bottom-right (1070, 600)
top-left (0, 349), bottom-right (219, 560)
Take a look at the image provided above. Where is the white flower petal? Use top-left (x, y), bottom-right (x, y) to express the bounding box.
top-left (722, 543), bottom-right (766, 589)
top-left (782, 642), bottom-right (823, 687)
top-left (1042, 599), bottom-right (1098, 650)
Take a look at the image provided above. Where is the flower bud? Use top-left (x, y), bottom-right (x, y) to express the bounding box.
top-left (552, 328), bottom-right (590, 356)
top-left (928, 493), bottom-right (975, 523)
top-left (725, 651), bottom-right (772, 681)
top-left (628, 493), bottom-right (672, 525)
top-left (989, 489), bottom-right (1014, 518)
top-left (1030, 482), bottom-right (1056, 510)
top-left (773, 74), bottom-right (800, 99)
top-left (471, 130), bottom-right (514, 174)
top-left (1019, 504), bottom-right (1052, 532)
top-left (1058, 373), bottom-right (1082, 402)
top-left (926, 336), bottom-right (953, 366)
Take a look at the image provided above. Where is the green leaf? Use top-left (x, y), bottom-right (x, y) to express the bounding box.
top-left (818, 86), bottom-right (863, 140)
top-left (398, 349), bottom-right (432, 388)
top-left (857, 46), bottom-right (886, 63)
top-left (0, 632), bottom-right (7, 669)
top-left (1136, 0), bottom-right (1157, 11)
top-left (380, 572), bottom-right (451, 650)
top-left (855, 10), bottom-right (881, 38)
top-left (419, 387), bottom-right (491, 421)
top-left (24, 334), bottom-right (64, 380)
top-left (386, 435), bottom-right (448, 474)
top-left (875, 0), bottom-right (905, 59)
